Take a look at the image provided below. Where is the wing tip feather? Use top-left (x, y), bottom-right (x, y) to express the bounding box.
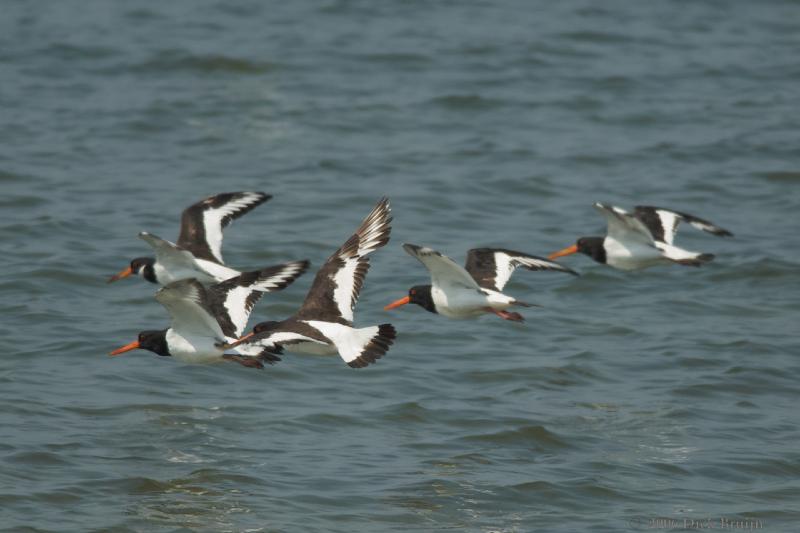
top-left (346, 323), bottom-right (396, 369)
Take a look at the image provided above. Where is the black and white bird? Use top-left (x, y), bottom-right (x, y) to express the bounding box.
top-left (384, 244), bottom-right (577, 321)
top-left (109, 261), bottom-right (309, 369)
top-left (548, 203), bottom-right (733, 271)
top-left (222, 198), bottom-right (396, 369)
top-left (109, 192), bottom-right (272, 286)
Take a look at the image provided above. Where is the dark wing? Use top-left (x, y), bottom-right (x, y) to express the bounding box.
top-left (634, 206), bottom-right (733, 245)
top-left (177, 192), bottom-right (271, 264)
top-left (295, 197), bottom-right (392, 326)
top-left (207, 260), bottom-right (309, 338)
top-left (230, 341), bottom-right (284, 363)
top-left (231, 327), bottom-right (329, 355)
top-left (464, 248), bottom-right (579, 291)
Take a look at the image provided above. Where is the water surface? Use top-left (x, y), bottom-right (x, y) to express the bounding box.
top-left (1, 1), bottom-right (799, 531)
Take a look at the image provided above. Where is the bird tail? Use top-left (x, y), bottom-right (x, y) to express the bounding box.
top-left (323, 323), bottom-right (396, 368)
top-left (672, 253), bottom-right (715, 267)
top-left (657, 243), bottom-right (715, 267)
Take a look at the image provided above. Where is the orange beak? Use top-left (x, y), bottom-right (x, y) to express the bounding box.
top-left (108, 266), bottom-right (133, 283)
top-left (223, 331), bottom-right (255, 350)
top-left (548, 244), bottom-right (578, 261)
top-left (109, 340), bottom-right (140, 356)
top-left (384, 295), bottom-right (410, 311)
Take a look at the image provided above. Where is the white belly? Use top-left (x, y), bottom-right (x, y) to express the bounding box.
top-left (432, 285), bottom-right (511, 319)
top-left (166, 329), bottom-right (225, 364)
top-left (604, 237), bottom-right (666, 271)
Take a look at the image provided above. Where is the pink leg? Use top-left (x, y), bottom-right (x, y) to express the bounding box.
top-left (486, 308), bottom-right (525, 322)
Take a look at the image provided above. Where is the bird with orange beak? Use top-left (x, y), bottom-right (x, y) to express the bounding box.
top-left (384, 244), bottom-right (576, 321)
top-left (109, 261), bottom-right (308, 368)
top-left (548, 203), bottom-right (732, 271)
top-left (108, 191), bottom-right (272, 286)
top-left (221, 198), bottom-right (396, 369)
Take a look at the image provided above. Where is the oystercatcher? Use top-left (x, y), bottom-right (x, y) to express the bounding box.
top-left (109, 191), bottom-right (272, 285)
top-left (223, 198), bottom-right (396, 368)
top-left (548, 203), bottom-right (733, 271)
top-left (384, 244), bottom-right (577, 321)
top-left (109, 261), bottom-right (309, 368)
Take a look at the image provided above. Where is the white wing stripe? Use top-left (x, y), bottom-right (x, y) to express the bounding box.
top-left (306, 321), bottom-right (375, 363)
top-left (332, 259), bottom-right (359, 323)
top-left (201, 195), bottom-right (264, 263)
top-left (493, 253), bottom-right (513, 291)
top-left (223, 286), bottom-right (253, 337)
top-left (244, 331), bottom-right (326, 351)
top-left (654, 209), bottom-right (679, 245)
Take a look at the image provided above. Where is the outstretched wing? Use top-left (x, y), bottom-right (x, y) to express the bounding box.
top-left (177, 192), bottom-right (271, 264)
top-left (403, 243), bottom-right (481, 291)
top-left (155, 279), bottom-right (225, 340)
top-left (464, 248), bottom-right (578, 291)
top-left (295, 197), bottom-right (392, 325)
top-left (634, 206), bottom-right (733, 245)
top-left (594, 203), bottom-right (655, 246)
top-left (139, 231), bottom-right (203, 272)
top-left (229, 341), bottom-right (284, 363)
top-left (207, 261), bottom-right (310, 338)
top-left (229, 329), bottom-right (327, 356)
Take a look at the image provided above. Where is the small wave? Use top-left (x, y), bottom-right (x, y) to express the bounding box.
top-left (429, 94), bottom-right (504, 111)
top-left (0, 169), bottom-right (40, 183)
top-left (125, 50), bottom-right (275, 75)
top-left (559, 31), bottom-right (636, 44)
top-left (380, 401), bottom-right (432, 423)
top-left (6, 451), bottom-right (71, 467)
top-left (360, 52), bottom-right (431, 65)
top-left (37, 42), bottom-right (119, 61)
top-left (708, 257), bottom-right (798, 282)
top-left (0, 194), bottom-right (49, 208)
top-left (757, 170), bottom-right (800, 183)
top-left (462, 424), bottom-right (573, 449)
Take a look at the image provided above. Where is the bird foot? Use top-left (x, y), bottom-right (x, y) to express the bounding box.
top-left (257, 351), bottom-right (282, 365)
top-left (487, 309), bottom-right (525, 322)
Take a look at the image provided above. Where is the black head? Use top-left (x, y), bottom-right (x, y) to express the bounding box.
top-left (131, 257), bottom-right (157, 283)
top-left (138, 330), bottom-right (170, 356)
top-left (408, 285), bottom-right (436, 314)
top-left (576, 237), bottom-right (607, 264)
top-left (407, 285), bottom-right (432, 309)
top-left (108, 256), bottom-right (156, 284)
top-left (385, 285), bottom-right (436, 314)
top-left (109, 329), bottom-right (169, 357)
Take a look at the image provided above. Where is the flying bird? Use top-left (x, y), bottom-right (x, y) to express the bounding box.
top-left (109, 261), bottom-right (309, 369)
top-left (108, 191), bottom-right (273, 285)
top-left (384, 244), bottom-right (577, 321)
top-left (223, 198), bottom-right (396, 368)
top-left (548, 203), bottom-right (732, 271)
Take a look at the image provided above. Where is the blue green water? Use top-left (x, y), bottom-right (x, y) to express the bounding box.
top-left (1, 1), bottom-right (799, 531)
